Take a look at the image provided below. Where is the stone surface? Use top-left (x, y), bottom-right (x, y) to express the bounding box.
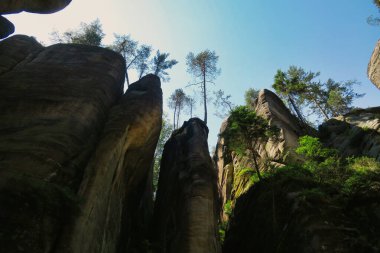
top-left (214, 89), bottom-right (308, 209)
top-left (0, 0), bottom-right (71, 14)
top-left (0, 35), bottom-right (126, 252)
top-left (0, 15), bottom-right (14, 39)
top-left (58, 75), bottom-right (163, 253)
top-left (152, 118), bottom-right (221, 253)
top-left (368, 40), bottom-right (380, 89)
top-left (223, 170), bottom-right (380, 253)
top-left (320, 107), bottom-right (380, 161)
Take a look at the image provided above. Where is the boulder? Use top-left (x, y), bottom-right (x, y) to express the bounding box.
top-left (368, 40), bottom-right (380, 89)
top-left (0, 15), bottom-right (14, 39)
top-left (223, 169), bottom-right (380, 253)
top-left (0, 0), bottom-right (71, 14)
top-left (320, 107), bottom-right (380, 161)
top-left (0, 34), bottom-right (126, 252)
top-left (152, 118), bottom-right (221, 253)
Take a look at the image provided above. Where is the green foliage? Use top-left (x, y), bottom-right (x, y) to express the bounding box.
top-left (272, 66), bottom-right (364, 123)
top-left (244, 88), bottom-right (260, 108)
top-left (342, 157), bottom-right (380, 195)
top-left (222, 106), bottom-right (279, 180)
top-left (296, 136), bottom-right (335, 160)
top-left (151, 50), bottom-right (178, 82)
top-left (50, 19), bottom-right (104, 46)
top-left (224, 200), bottom-right (233, 216)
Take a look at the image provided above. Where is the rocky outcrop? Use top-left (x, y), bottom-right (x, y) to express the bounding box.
top-left (0, 0), bottom-right (71, 39)
top-left (58, 75), bottom-right (162, 253)
top-left (368, 40), bottom-right (380, 89)
top-left (0, 15), bottom-right (14, 39)
top-left (320, 107), bottom-right (380, 161)
top-left (0, 0), bottom-right (71, 14)
top-left (152, 118), bottom-right (221, 253)
top-left (214, 89), bottom-right (307, 210)
top-left (0, 35), bottom-right (163, 252)
top-left (223, 169), bottom-right (380, 253)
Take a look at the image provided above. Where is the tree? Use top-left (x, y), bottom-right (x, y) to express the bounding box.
top-left (222, 106), bottom-right (279, 180)
top-left (368, 0), bottom-right (380, 26)
top-left (324, 79), bottom-right (364, 117)
top-left (50, 19), bottom-right (104, 46)
top-left (186, 50), bottom-right (220, 124)
top-left (272, 66), bottom-right (319, 124)
top-left (186, 96), bottom-right (197, 118)
top-left (151, 50), bottom-right (178, 82)
top-left (111, 34), bottom-right (151, 86)
top-left (213, 89), bottom-right (235, 118)
top-left (168, 89), bottom-right (189, 129)
top-left (244, 88), bottom-right (260, 108)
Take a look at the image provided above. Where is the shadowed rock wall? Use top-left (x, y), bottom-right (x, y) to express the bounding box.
top-left (152, 118), bottom-right (221, 253)
top-left (0, 35), bottom-right (163, 253)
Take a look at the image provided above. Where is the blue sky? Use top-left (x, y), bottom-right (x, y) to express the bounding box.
top-left (6, 0), bottom-right (380, 148)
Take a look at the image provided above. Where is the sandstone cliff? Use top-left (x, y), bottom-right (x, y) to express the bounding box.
top-left (152, 118), bottom-right (221, 253)
top-left (368, 40), bottom-right (380, 89)
top-left (214, 89), bottom-right (307, 210)
top-left (0, 35), bottom-right (163, 253)
top-left (320, 107), bottom-right (380, 161)
top-left (216, 91), bottom-right (380, 252)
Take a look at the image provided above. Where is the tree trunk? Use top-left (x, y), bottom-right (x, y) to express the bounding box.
top-left (203, 73), bottom-right (207, 125)
top-left (252, 153), bottom-right (262, 181)
top-left (312, 98), bottom-right (329, 120)
top-left (126, 70), bottom-right (130, 86)
top-left (176, 106), bottom-right (181, 129)
top-left (173, 105), bottom-right (177, 129)
top-left (287, 96), bottom-right (305, 123)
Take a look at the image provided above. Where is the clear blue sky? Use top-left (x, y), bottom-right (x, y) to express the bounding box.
top-left (6, 0), bottom-right (380, 148)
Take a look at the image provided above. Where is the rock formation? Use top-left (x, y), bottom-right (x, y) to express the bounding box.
top-left (222, 168), bottom-right (380, 253)
top-left (368, 40), bottom-right (380, 89)
top-left (0, 0), bottom-right (71, 39)
top-left (58, 74), bottom-right (162, 253)
top-left (152, 118), bottom-right (221, 253)
top-left (320, 107), bottom-right (380, 161)
top-left (216, 91), bottom-right (380, 252)
top-left (0, 35), bottom-right (163, 253)
top-left (214, 89), bottom-right (307, 210)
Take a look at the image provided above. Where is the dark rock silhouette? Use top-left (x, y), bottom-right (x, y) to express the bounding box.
top-left (152, 118), bottom-right (221, 253)
top-left (0, 35), bottom-right (163, 253)
top-left (0, 0), bottom-right (71, 39)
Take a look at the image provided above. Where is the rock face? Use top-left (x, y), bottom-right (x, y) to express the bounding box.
top-left (152, 118), bottom-right (221, 253)
top-left (58, 74), bottom-right (162, 253)
top-left (0, 0), bottom-right (71, 39)
top-left (320, 107), bottom-right (380, 161)
top-left (0, 35), bottom-right (163, 253)
top-left (214, 89), bottom-right (307, 210)
top-left (222, 169), bottom-right (380, 253)
top-left (368, 40), bottom-right (380, 89)
top-left (0, 15), bottom-right (14, 39)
